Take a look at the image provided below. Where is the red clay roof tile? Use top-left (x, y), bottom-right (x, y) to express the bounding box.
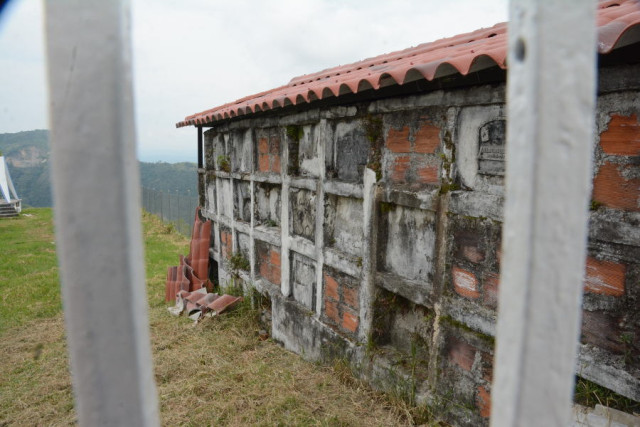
top-left (177, 0), bottom-right (640, 128)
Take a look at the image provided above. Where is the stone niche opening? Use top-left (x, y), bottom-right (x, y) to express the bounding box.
top-left (233, 180), bottom-right (251, 223)
top-left (205, 177), bottom-right (216, 216)
top-left (255, 182), bottom-right (281, 228)
top-left (288, 124), bottom-right (320, 178)
top-left (290, 252), bottom-right (316, 310)
top-left (372, 288), bottom-right (432, 370)
top-left (323, 195), bottom-right (364, 257)
top-left (290, 187), bottom-right (316, 242)
top-left (377, 203), bottom-right (436, 283)
top-left (255, 128), bottom-right (282, 175)
top-left (216, 178), bottom-right (233, 219)
top-left (230, 129), bottom-right (253, 173)
top-left (323, 267), bottom-right (360, 338)
top-left (236, 231), bottom-right (251, 268)
top-left (326, 121), bottom-right (370, 183)
top-left (255, 240), bottom-right (281, 287)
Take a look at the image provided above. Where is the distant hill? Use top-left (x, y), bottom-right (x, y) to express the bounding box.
top-left (0, 130), bottom-right (197, 207)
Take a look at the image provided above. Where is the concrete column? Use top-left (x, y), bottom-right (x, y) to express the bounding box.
top-left (492, 1), bottom-right (597, 426)
top-left (44, 0), bottom-right (159, 425)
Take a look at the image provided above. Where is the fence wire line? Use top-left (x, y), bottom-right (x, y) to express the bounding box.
top-left (141, 187), bottom-right (199, 237)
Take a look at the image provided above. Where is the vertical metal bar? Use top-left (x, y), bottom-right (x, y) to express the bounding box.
top-left (44, 1), bottom-right (159, 425)
top-left (198, 126), bottom-right (203, 169)
top-left (491, 1), bottom-right (597, 426)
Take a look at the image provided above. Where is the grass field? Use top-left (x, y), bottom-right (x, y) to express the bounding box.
top-left (0, 209), bottom-right (425, 426)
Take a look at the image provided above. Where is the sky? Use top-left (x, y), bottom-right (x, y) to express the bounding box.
top-left (0, 0), bottom-right (507, 163)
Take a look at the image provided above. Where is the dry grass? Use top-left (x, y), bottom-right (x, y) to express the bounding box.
top-left (0, 210), bottom-right (423, 426)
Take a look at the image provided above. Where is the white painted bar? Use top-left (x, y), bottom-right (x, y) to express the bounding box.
top-left (491, 1), bottom-right (597, 426)
top-left (44, 1), bottom-right (159, 425)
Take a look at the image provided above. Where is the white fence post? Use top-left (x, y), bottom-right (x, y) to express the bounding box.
top-left (44, 1), bottom-right (159, 425)
top-left (491, 1), bottom-right (597, 426)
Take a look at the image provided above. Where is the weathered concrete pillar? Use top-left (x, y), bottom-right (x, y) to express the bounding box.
top-left (492, 1), bottom-right (597, 425)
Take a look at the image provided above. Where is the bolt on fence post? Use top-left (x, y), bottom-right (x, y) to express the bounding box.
top-left (44, 0), bottom-right (159, 425)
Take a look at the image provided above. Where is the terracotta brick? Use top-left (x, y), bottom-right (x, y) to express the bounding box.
top-left (342, 310), bottom-right (359, 332)
top-left (391, 156), bottom-right (411, 183)
top-left (324, 273), bottom-right (339, 301)
top-left (269, 136), bottom-right (281, 155)
top-left (271, 264), bottom-right (281, 285)
top-left (325, 297), bottom-right (339, 323)
top-left (593, 161), bottom-right (640, 211)
top-left (269, 249), bottom-right (281, 267)
top-left (343, 285), bottom-right (359, 309)
top-left (271, 154), bottom-right (281, 174)
top-left (476, 386), bottom-right (491, 418)
top-left (461, 245), bottom-right (485, 264)
top-left (448, 336), bottom-right (475, 371)
top-left (584, 256), bottom-right (626, 297)
top-left (414, 123), bottom-right (440, 153)
top-left (258, 154), bottom-right (270, 172)
top-left (600, 114), bottom-right (640, 156)
top-left (258, 138), bottom-right (268, 154)
top-left (481, 351), bottom-right (493, 382)
top-left (386, 127), bottom-right (411, 153)
top-left (416, 164), bottom-right (439, 184)
top-left (259, 262), bottom-right (271, 281)
top-left (452, 266), bottom-right (480, 299)
top-left (259, 263), bottom-right (270, 280)
top-left (482, 272), bottom-right (500, 309)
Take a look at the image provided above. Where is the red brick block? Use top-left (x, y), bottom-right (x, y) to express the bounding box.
top-left (452, 266), bottom-right (480, 299)
top-left (448, 336), bottom-right (476, 371)
top-left (600, 114), bottom-right (640, 156)
top-left (258, 154), bottom-right (270, 172)
top-left (324, 273), bottom-right (339, 301)
top-left (271, 155), bottom-right (281, 174)
top-left (476, 386), bottom-right (491, 418)
top-left (482, 272), bottom-right (500, 309)
top-left (391, 156), bottom-right (411, 183)
top-left (269, 249), bottom-right (281, 267)
top-left (325, 297), bottom-right (339, 323)
top-left (414, 123), bottom-right (440, 153)
top-left (584, 256), bottom-right (626, 297)
top-left (342, 310), bottom-right (359, 332)
top-left (269, 136), bottom-right (281, 155)
top-left (258, 138), bottom-right (268, 154)
top-left (220, 231), bottom-right (232, 259)
top-left (416, 164), bottom-right (439, 184)
top-left (271, 264), bottom-right (281, 285)
top-left (481, 351), bottom-right (493, 382)
top-left (386, 127), bottom-right (411, 153)
top-left (593, 161), bottom-right (640, 211)
top-left (259, 263), bottom-right (270, 280)
top-left (343, 285), bottom-right (359, 309)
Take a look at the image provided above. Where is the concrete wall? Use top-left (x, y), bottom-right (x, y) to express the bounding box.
top-left (200, 64), bottom-right (640, 425)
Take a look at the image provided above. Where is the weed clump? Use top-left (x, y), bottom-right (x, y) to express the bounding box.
top-left (217, 155), bottom-right (231, 173)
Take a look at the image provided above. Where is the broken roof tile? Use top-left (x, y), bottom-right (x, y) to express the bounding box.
top-left (207, 295), bottom-right (243, 315)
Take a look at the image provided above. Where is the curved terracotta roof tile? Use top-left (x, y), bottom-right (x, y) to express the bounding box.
top-left (177, 0), bottom-right (640, 128)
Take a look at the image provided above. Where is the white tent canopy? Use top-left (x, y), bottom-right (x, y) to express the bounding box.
top-left (0, 156), bottom-right (21, 212)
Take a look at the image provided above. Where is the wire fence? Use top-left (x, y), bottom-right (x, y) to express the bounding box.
top-left (141, 187), bottom-right (199, 237)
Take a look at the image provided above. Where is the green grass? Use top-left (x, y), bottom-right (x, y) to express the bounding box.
top-left (0, 209), bottom-right (417, 426)
top-left (0, 208), bottom-right (60, 334)
top-left (574, 376), bottom-right (640, 414)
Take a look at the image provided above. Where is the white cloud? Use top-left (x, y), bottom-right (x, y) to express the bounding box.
top-left (0, 0), bottom-right (507, 162)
